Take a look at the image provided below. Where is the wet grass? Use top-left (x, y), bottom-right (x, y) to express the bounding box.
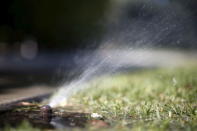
top-left (4, 66), bottom-right (197, 130)
top-left (69, 66), bottom-right (197, 130)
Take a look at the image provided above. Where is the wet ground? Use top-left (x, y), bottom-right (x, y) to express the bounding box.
top-left (0, 103), bottom-right (107, 129)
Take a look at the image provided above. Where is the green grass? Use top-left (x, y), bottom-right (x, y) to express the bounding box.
top-left (3, 121), bottom-right (41, 131)
top-left (69, 66), bottom-right (197, 130)
top-left (5, 66), bottom-right (197, 131)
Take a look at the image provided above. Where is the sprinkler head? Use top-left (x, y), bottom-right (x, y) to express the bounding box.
top-left (40, 105), bottom-right (52, 121)
top-left (41, 105), bottom-right (52, 114)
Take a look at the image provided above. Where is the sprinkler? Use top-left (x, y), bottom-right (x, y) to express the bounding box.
top-left (40, 105), bottom-right (52, 122)
top-left (41, 105), bottom-right (52, 114)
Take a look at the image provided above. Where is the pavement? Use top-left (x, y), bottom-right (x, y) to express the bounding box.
top-left (0, 86), bottom-right (54, 106)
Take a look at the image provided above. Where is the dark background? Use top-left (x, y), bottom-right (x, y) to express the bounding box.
top-left (0, 0), bottom-right (197, 52)
top-left (0, 0), bottom-right (196, 87)
top-left (0, 0), bottom-right (110, 51)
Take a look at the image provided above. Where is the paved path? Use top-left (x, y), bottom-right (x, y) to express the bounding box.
top-left (0, 86), bottom-right (54, 106)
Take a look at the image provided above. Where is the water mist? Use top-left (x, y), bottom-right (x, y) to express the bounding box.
top-left (49, 0), bottom-right (197, 107)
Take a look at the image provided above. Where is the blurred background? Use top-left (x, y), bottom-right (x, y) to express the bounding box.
top-left (0, 0), bottom-right (197, 89)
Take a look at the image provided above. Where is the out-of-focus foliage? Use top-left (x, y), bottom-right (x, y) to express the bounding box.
top-left (0, 0), bottom-right (197, 50)
top-left (106, 0), bottom-right (197, 49)
top-left (170, 0), bottom-right (197, 15)
top-left (170, 0), bottom-right (197, 29)
top-left (0, 0), bottom-right (110, 50)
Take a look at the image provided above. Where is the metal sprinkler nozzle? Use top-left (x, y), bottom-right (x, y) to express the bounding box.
top-left (40, 105), bottom-right (52, 122)
top-left (41, 105), bottom-right (52, 114)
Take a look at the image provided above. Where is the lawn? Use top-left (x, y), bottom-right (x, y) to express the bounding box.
top-left (69, 66), bottom-right (197, 130)
top-left (5, 66), bottom-right (197, 131)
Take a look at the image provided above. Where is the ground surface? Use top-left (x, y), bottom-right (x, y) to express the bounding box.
top-left (0, 86), bottom-right (54, 106)
top-left (68, 66), bottom-right (197, 130)
top-left (5, 66), bottom-right (197, 131)
top-left (1, 49), bottom-right (197, 130)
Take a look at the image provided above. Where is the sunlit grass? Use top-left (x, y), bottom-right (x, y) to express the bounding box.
top-left (70, 66), bottom-right (197, 130)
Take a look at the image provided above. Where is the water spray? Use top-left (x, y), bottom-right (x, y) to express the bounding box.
top-left (48, 0), bottom-right (197, 108)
